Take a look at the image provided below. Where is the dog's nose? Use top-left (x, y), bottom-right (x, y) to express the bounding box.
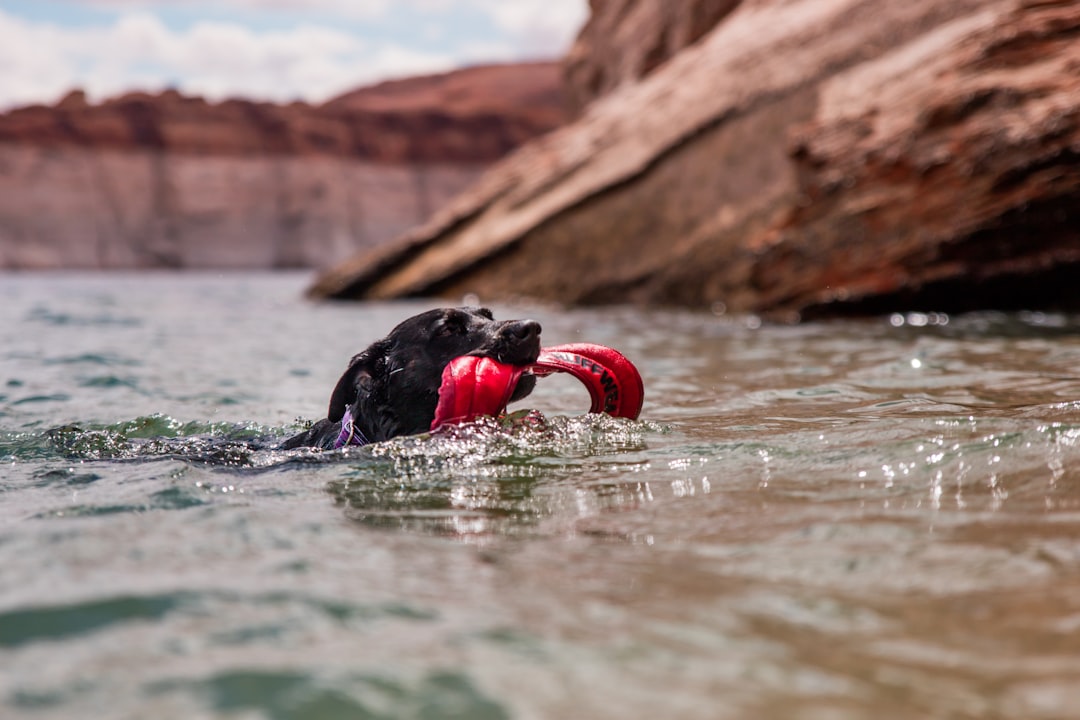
top-left (503, 319), bottom-right (541, 340)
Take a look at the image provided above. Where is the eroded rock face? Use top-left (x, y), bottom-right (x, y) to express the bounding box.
top-left (747, 0), bottom-right (1080, 316)
top-left (0, 146), bottom-right (485, 270)
top-left (564, 0), bottom-right (742, 113)
top-left (0, 63), bottom-right (567, 269)
top-left (310, 0), bottom-right (1080, 318)
top-left (0, 62), bottom-right (567, 163)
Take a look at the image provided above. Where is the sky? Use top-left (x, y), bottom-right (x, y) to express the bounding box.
top-left (0, 0), bottom-right (589, 110)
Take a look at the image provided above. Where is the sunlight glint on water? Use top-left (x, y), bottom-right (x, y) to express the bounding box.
top-left (2, 273), bottom-right (1080, 719)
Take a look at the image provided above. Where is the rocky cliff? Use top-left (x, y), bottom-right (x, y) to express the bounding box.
top-left (564, 0), bottom-right (741, 113)
top-left (0, 62), bottom-right (567, 270)
top-left (310, 0), bottom-right (1080, 318)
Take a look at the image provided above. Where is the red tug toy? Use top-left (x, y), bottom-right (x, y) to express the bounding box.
top-left (431, 343), bottom-right (644, 430)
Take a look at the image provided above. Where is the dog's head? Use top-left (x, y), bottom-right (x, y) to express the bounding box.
top-left (327, 307), bottom-right (541, 442)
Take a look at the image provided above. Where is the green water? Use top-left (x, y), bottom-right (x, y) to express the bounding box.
top-left (2, 273), bottom-right (1080, 719)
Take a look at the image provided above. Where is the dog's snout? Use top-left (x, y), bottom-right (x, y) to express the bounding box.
top-left (503, 319), bottom-right (541, 341)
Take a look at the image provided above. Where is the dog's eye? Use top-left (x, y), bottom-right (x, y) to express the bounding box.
top-left (435, 316), bottom-right (466, 337)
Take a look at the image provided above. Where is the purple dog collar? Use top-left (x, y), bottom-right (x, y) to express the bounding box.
top-left (332, 410), bottom-right (369, 449)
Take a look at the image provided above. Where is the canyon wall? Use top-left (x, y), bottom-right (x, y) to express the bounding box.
top-left (0, 62), bottom-right (567, 270)
top-left (0, 146), bottom-right (483, 269)
top-left (564, 0), bottom-right (742, 113)
top-left (311, 0), bottom-right (1080, 317)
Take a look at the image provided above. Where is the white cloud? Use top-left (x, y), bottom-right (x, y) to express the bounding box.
top-left (481, 0), bottom-right (588, 52)
top-left (0, 9), bottom-right (447, 109)
top-left (0, 12), bottom-right (82, 108)
top-left (0, 1), bottom-right (587, 110)
top-left (66, 0), bottom-right (394, 20)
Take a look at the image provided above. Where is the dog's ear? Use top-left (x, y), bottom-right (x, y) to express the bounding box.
top-left (327, 341), bottom-right (387, 422)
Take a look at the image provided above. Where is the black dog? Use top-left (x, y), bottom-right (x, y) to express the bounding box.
top-left (281, 307), bottom-right (541, 449)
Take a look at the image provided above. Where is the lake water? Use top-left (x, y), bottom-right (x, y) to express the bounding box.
top-left (2, 272), bottom-right (1080, 719)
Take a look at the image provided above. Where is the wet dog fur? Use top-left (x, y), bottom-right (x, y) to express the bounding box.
top-left (281, 307), bottom-right (541, 449)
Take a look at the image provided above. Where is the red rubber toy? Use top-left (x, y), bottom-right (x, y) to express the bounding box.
top-left (530, 343), bottom-right (644, 420)
top-left (431, 343), bottom-right (644, 431)
top-left (431, 356), bottom-right (527, 430)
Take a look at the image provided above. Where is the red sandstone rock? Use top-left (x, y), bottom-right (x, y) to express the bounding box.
top-left (0, 62), bottom-right (568, 270)
top-left (747, 0), bottom-right (1080, 316)
top-left (329, 62), bottom-right (567, 126)
top-left (0, 62), bottom-right (568, 164)
top-left (564, 0), bottom-right (741, 113)
top-left (310, 0), bottom-right (1080, 317)
top-left (0, 146), bottom-right (488, 270)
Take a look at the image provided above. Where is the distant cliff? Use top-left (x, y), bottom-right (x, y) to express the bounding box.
top-left (0, 62), bottom-right (568, 270)
top-left (310, 0), bottom-right (1080, 318)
